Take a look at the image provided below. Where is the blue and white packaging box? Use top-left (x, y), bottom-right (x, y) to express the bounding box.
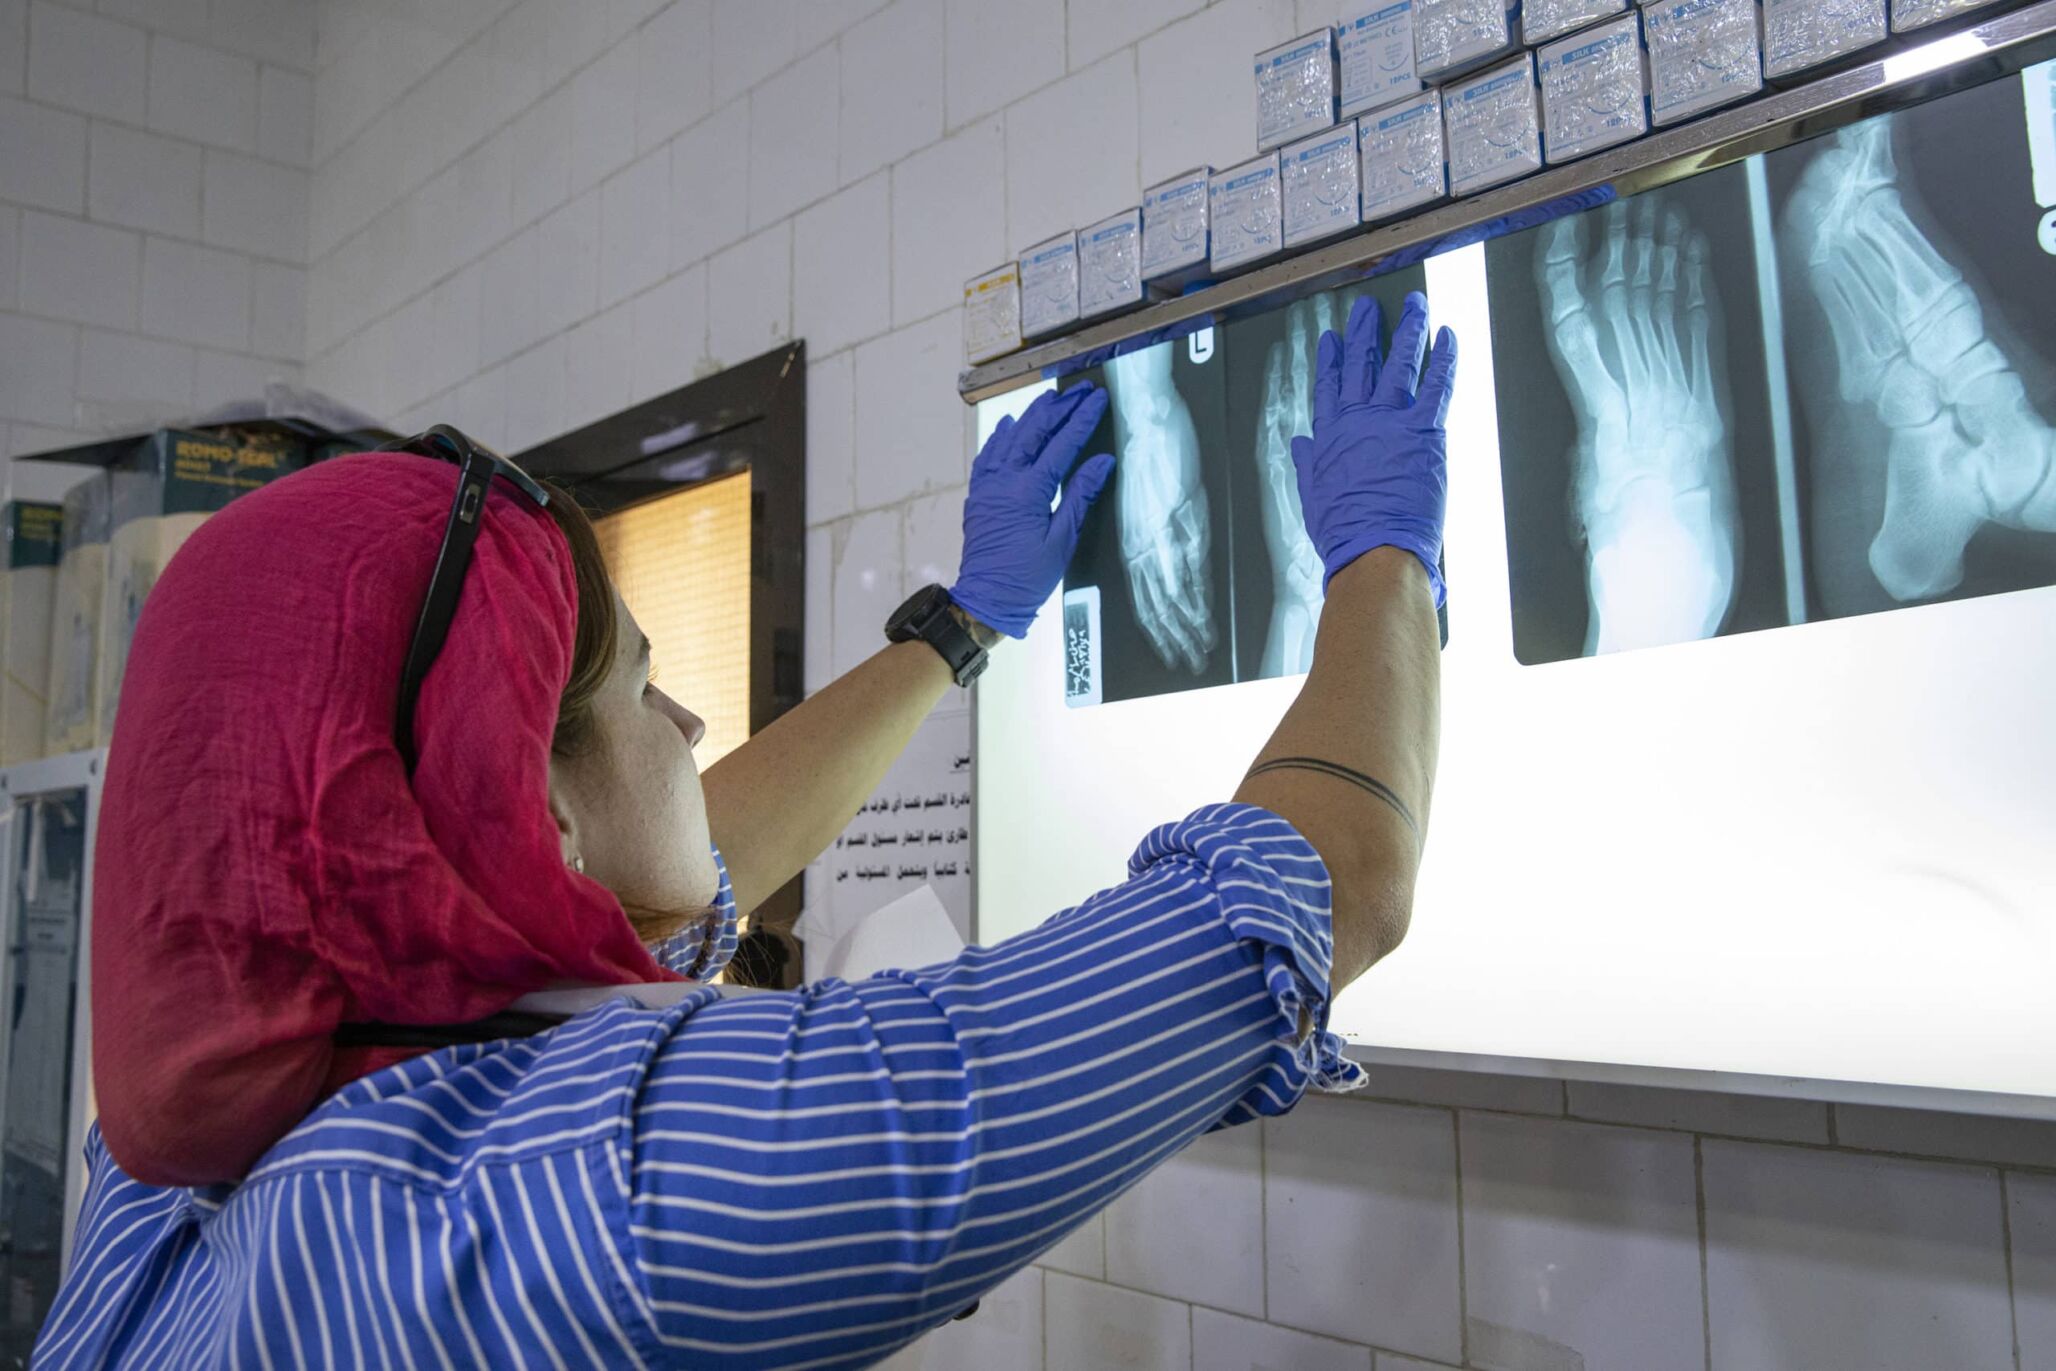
top-left (1078, 209), bottom-right (1145, 319)
top-left (1445, 53), bottom-right (1543, 196)
top-left (1018, 233), bottom-right (1080, 339)
top-left (1645, 0), bottom-right (1762, 125)
top-left (1539, 13), bottom-right (1649, 163)
top-left (963, 264), bottom-right (1021, 364)
top-left (1523, 0), bottom-right (1629, 46)
top-left (1339, 1), bottom-right (1424, 118)
top-left (1283, 123), bottom-right (1365, 247)
top-left (1761, 0), bottom-right (1885, 79)
top-left (1891, 0), bottom-right (2005, 30)
top-left (1256, 30), bottom-right (1340, 150)
top-left (1415, 0), bottom-right (1521, 82)
top-left (1208, 154), bottom-right (1284, 273)
top-left (1360, 89), bottom-right (1448, 221)
top-left (1141, 168), bottom-right (1212, 287)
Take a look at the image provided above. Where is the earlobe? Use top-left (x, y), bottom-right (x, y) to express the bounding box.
top-left (546, 764), bottom-right (582, 870)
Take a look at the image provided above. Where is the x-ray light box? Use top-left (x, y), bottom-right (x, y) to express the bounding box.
top-left (973, 58), bottom-right (2056, 1116)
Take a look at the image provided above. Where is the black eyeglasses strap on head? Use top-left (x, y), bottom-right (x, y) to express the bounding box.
top-left (379, 426), bottom-right (551, 772)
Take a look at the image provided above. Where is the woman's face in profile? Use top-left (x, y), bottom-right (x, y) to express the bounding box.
top-left (548, 593), bottom-right (721, 923)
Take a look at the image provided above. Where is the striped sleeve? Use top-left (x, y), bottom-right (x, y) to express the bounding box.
top-left (652, 841), bottom-right (740, 978)
top-left (623, 802), bottom-right (1365, 1369)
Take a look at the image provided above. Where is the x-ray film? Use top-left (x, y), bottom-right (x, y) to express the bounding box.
top-left (1058, 268), bottom-right (1430, 707)
top-left (1487, 73), bottom-right (2056, 661)
top-left (979, 63), bottom-right (2056, 1108)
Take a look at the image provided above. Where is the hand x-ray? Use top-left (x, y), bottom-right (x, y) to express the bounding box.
top-left (1060, 267), bottom-right (1428, 706)
top-left (1487, 66), bottom-right (2056, 662)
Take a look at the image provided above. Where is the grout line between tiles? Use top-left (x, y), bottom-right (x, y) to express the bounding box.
top-left (1695, 1135), bottom-right (1713, 1371)
top-left (1452, 1109), bottom-right (1469, 1368)
top-left (2001, 1170), bottom-right (2022, 1371)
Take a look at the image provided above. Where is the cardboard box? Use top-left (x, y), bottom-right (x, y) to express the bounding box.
top-left (1762, 0), bottom-right (1886, 79)
top-left (1283, 122), bottom-right (1365, 248)
top-left (1019, 233), bottom-right (1081, 339)
top-left (1078, 209), bottom-right (1145, 319)
top-left (1256, 30), bottom-right (1341, 150)
top-left (1209, 154), bottom-right (1285, 273)
top-left (1888, 0), bottom-right (2000, 34)
top-left (1525, 0), bottom-right (1631, 46)
top-left (0, 502), bottom-right (62, 765)
top-left (44, 473), bottom-right (109, 757)
top-left (1416, 0), bottom-right (1522, 82)
top-left (1339, 0), bottom-right (1425, 118)
top-left (95, 429), bottom-right (302, 746)
top-left (1361, 89), bottom-right (1450, 221)
top-left (1445, 53), bottom-right (1544, 196)
top-left (964, 264), bottom-right (1023, 364)
top-left (1141, 168), bottom-right (1213, 290)
top-left (1539, 12), bottom-right (1650, 163)
top-left (1646, 0), bottom-right (1763, 126)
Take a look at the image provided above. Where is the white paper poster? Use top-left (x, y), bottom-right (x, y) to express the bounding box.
top-left (821, 707), bottom-right (972, 941)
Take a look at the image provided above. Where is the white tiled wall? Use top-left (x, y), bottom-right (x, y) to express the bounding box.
top-left (83, 1), bottom-right (2039, 1366)
top-left (0, 0), bottom-right (311, 480)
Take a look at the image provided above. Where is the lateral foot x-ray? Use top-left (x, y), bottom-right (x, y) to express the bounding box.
top-left (1536, 197), bottom-right (1741, 654)
top-left (1782, 120), bottom-right (2056, 602)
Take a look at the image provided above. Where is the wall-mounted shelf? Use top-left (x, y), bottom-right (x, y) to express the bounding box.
top-left (957, 0), bottom-right (2056, 404)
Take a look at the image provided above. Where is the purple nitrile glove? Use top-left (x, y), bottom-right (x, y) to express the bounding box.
top-left (949, 383), bottom-right (1116, 638)
top-left (1290, 291), bottom-right (1457, 606)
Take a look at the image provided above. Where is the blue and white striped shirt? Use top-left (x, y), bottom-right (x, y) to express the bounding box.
top-left (35, 803), bottom-right (1361, 1369)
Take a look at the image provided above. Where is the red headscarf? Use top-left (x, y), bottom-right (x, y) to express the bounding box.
top-left (92, 454), bottom-right (682, 1188)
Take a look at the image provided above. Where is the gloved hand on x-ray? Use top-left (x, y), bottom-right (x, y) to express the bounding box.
top-left (949, 383), bottom-right (1117, 638)
top-left (1291, 291), bottom-right (1457, 606)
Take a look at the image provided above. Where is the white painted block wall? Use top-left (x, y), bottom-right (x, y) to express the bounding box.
top-left (24, 0), bottom-right (2046, 1365)
top-left (0, 0), bottom-right (312, 495)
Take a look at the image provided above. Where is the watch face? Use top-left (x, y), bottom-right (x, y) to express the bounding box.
top-left (890, 584), bottom-right (945, 636)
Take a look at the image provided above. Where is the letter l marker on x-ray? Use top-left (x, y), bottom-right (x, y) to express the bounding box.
top-left (2028, 59), bottom-right (2056, 254)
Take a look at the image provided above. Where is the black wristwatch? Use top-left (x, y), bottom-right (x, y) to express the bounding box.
top-left (886, 585), bottom-right (989, 687)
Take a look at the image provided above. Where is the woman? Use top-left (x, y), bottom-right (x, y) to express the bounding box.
top-left (35, 295), bottom-right (1455, 1369)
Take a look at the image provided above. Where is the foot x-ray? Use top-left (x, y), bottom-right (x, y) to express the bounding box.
top-left (1773, 75), bottom-right (2056, 619)
top-left (1487, 167), bottom-right (1787, 663)
top-left (1061, 268), bottom-right (1427, 705)
top-left (1488, 63), bottom-right (2056, 663)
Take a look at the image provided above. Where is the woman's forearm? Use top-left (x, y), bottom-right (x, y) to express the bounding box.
top-left (700, 610), bottom-right (999, 917)
top-left (1232, 548), bottom-right (1441, 992)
